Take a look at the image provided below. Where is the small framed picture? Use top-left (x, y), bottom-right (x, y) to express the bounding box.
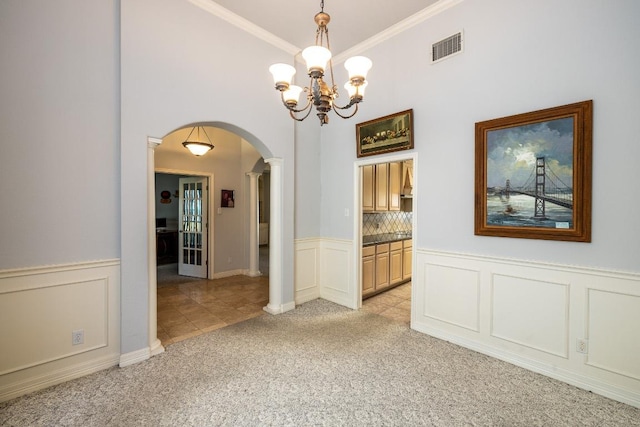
top-left (356, 109), bottom-right (414, 158)
top-left (221, 189), bottom-right (234, 208)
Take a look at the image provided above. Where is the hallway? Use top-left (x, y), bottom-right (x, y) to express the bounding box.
top-left (157, 274), bottom-right (269, 346)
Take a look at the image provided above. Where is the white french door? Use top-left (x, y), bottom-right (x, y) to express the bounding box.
top-left (178, 177), bottom-right (208, 278)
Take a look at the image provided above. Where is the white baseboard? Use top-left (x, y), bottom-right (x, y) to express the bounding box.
top-left (412, 321), bottom-right (640, 409)
top-left (211, 269), bottom-right (246, 279)
top-left (413, 249), bottom-right (640, 409)
top-left (0, 354), bottom-right (119, 403)
top-left (282, 301), bottom-right (296, 313)
top-left (119, 347), bottom-right (150, 368)
top-left (295, 287), bottom-right (320, 305)
top-left (149, 339), bottom-right (165, 357)
top-left (263, 300), bottom-right (296, 315)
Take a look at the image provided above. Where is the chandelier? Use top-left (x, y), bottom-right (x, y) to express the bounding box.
top-left (268, 0), bottom-right (372, 125)
top-left (182, 126), bottom-right (214, 156)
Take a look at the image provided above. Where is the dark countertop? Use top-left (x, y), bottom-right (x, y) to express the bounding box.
top-left (363, 232), bottom-right (412, 246)
top-left (156, 228), bottom-right (178, 234)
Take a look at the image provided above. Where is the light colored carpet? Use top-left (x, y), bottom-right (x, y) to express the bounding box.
top-left (1, 299), bottom-right (638, 426)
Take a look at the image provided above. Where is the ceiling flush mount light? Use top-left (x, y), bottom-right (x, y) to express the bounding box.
top-left (182, 126), bottom-right (214, 156)
top-left (268, 0), bottom-right (372, 125)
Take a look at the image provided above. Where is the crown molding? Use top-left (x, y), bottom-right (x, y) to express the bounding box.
top-left (189, 0), bottom-right (463, 63)
top-left (188, 0), bottom-right (301, 56)
top-left (334, 0), bottom-right (464, 64)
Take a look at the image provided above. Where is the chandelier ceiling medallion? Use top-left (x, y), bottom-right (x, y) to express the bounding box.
top-left (182, 126), bottom-right (215, 156)
top-left (268, 0), bottom-right (372, 125)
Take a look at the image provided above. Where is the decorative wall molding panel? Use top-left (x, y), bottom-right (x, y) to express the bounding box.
top-left (318, 239), bottom-right (354, 309)
top-left (294, 239), bottom-right (321, 305)
top-left (0, 260), bottom-right (121, 403)
top-left (491, 274), bottom-right (569, 358)
top-left (422, 263), bottom-right (480, 331)
top-left (413, 249), bottom-right (640, 408)
top-left (294, 238), bottom-right (355, 309)
top-left (0, 277), bottom-right (109, 376)
top-left (587, 288), bottom-right (640, 381)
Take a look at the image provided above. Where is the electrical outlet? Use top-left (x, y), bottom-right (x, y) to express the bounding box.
top-left (227, 257), bottom-right (232, 264)
top-left (72, 329), bottom-right (84, 346)
top-left (576, 338), bottom-right (588, 354)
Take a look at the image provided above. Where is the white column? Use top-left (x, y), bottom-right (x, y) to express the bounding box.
top-left (263, 157), bottom-right (283, 314)
top-left (246, 172), bottom-right (261, 277)
top-left (147, 137), bottom-right (165, 356)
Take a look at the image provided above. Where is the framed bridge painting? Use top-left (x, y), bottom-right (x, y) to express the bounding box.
top-left (474, 100), bottom-right (592, 242)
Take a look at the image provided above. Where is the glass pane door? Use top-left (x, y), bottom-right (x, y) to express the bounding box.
top-left (178, 177), bottom-right (208, 278)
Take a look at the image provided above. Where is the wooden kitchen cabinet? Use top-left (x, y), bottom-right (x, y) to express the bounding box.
top-left (389, 241), bottom-right (403, 285)
top-left (402, 239), bottom-right (412, 281)
top-left (362, 239), bottom-right (412, 298)
top-left (388, 161), bottom-right (402, 211)
top-left (362, 164), bottom-right (375, 212)
top-left (362, 245), bottom-right (376, 296)
top-left (362, 161), bottom-right (403, 212)
top-left (374, 163), bottom-right (389, 211)
top-left (375, 243), bottom-right (390, 290)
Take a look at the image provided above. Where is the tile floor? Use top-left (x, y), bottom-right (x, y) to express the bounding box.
top-left (157, 275), bottom-right (412, 347)
top-left (157, 275), bottom-right (269, 346)
top-left (361, 282), bottom-right (412, 326)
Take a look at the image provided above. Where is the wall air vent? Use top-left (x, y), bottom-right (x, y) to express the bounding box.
top-left (431, 31), bottom-right (463, 63)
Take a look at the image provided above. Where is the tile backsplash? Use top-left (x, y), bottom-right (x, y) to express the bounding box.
top-left (363, 211), bottom-right (412, 236)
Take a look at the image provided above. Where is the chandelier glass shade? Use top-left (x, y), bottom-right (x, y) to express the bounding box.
top-left (182, 126), bottom-right (214, 156)
top-left (268, 1), bottom-right (372, 125)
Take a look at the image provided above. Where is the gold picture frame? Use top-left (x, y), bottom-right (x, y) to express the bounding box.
top-left (356, 109), bottom-right (414, 158)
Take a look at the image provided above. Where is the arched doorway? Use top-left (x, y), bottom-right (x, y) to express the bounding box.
top-left (146, 122), bottom-right (287, 354)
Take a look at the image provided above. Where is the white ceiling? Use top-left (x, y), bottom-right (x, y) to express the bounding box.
top-left (196, 0), bottom-right (442, 57)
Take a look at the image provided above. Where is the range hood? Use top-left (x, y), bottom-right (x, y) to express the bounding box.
top-left (401, 160), bottom-right (413, 197)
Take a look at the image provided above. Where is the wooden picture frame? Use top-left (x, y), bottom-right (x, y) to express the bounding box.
top-left (474, 100), bottom-right (592, 242)
top-left (221, 189), bottom-right (234, 208)
top-left (356, 109), bottom-right (414, 158)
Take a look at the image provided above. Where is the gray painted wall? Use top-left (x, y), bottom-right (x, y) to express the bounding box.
top-left (1, 0), bottom-right (638, 359)
top-left (155, 173), bottom-right (181, 223)
top-left (318, 0), bottom-right (640, 272)
top-left (119, 0), bottom-right (297, 352)
top-left (0, 0), bottom-right (120, 269)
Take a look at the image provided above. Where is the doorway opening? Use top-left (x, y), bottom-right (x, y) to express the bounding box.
top-left (150, 124), bottom-right (280, 348)
top-left (258, 171), bottom-right (270, 277)
top-left (356, 154), bottom-right (416, 327)
top-left (155, 172), bottom-right (210, 287)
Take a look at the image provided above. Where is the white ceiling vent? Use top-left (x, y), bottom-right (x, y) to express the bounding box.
top-left (431, 31), bottom-right (463, 63)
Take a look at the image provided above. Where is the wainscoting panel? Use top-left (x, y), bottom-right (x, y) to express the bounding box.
top-left (319, 239), bottom-right (354, 308)
top-left (587, 288), bottom-right (640, 381)
top-left (423, 263), bottom-right (480, 331)
top-left (413, 249), bottom-right (640, 408)
top-left (294, 239), bottom-right (320, 304)
top-left (0, 260), bottom-right (120, 402)
top-left (0, 278), bottom-right (108, 375)
top-left (491, 274), bottom-right (569, 358)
